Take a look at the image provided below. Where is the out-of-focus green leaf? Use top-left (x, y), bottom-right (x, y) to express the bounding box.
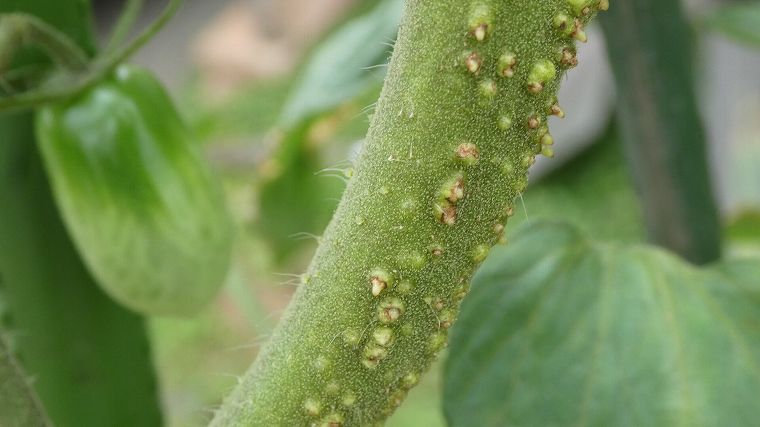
top-left (35, 65), bottom-right (233, 316)
top-left (0, 333), bottom-right (50, 427)
top-left (515, 126), bottom-right (644, 243)
top-left (727, 211), bottom-right (760, 242)
top-left (257, 122), bottom-right (346, 261)
top-left (706, 3), bottom-right (760, 47)
top-left (186, 77), bottom-right (292, 141)
top-left (257, 0), bottom-right (401, 262)
top-left (445, 221), bottom-right (760, 427)
top-left (0, 112), bottom-right (163, 427)
top-left (279, 0), bottom-right (402, 127)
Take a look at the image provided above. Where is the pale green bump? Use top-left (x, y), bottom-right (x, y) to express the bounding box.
top-left (542, 146), bottom-right (555, 158)
top-left (355, 215), bottom-right (365, 226)
top-left (396, 280), bottom-right (413, 295)
top-left (400, 198), bottom-right (418, 216)
top-left (439, 172), bottom-right (465, 203)
top-left (493, 222), bottom-right (505, 242)
top-left (341, 392), bottom-right (356, 407)
top-left (502, 160), bottom-right (515, 176)
top-left (559, 46), bottom-right (578, 68)
top-left (568, 0), bottom-right (593, 15)
top-left (463, 51), bottom-right (482, 74)
top-left (498, 115), bottom-right (513, 130)
top-left (516, 175), bottom-right (529, 193)
top-left (473, 244), bottom-right (490, 263)
top-left (428, 331), bottom-right (448, 352)
top-left (468, 3), bottom-right (492, 41)
top-left (553, 13), bottom-right (572, 34)
top-left (325, 381), bottom-right (341, 395)
top-left (549, 99), bottom-right (565, 118)
top-left (343, 167), bottom-right (355, 178)
top-left (497, 52), bottom-right (517, 78)
top-left (401, 372), bottom-right (419, 389)
top-left (397, 250), bottom-right (425, 271)
top-left (320, 413), bottom-right (345, 427)
top-left (527, 114), bottom-right (542, 129)
top-left (362, 344), bottom-right (388, 369)
top-left (429, 243), bottom-right (445, 257)
top-left (435, 199), bottom-right (457, 226)
top-left (541, 133), bottom-right (554, 146)
top-left (479, 79), bottom-right (498, 98)
top-left (377, 297), bottom-right (405, 323)
top-left (304, 398), bottom-right (322, 417)
top-left (527, 60), bottom-right (557, 93)
top-left (343, 328), bottom-right (361, 346)
top-left (373, 327), bottom-right (394, 347)
top-left (453, 282), bottom-right (471, 302)
top-left (439, 308), bottom-right (456, 329)
top-left (428, 296), bottom-right (446, 311)
top-left (313, 355), bottom-right (331, 371)
top-left (455, 143), bottom-right (480, 166)
top-left (370, 268), bottom-right (394, 297)
top-left (379, 186), bottom-right (390, 195)
top-left (388, 389), bottom-right (407, 409)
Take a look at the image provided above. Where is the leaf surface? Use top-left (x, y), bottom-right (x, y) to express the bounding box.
top-left (445, 222), bottom-right (760, 427)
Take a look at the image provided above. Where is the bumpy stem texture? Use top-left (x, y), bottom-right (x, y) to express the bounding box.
top-left (213, 0), bottom-right (604, 425)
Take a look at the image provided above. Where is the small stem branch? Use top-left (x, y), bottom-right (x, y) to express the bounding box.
top-left (105, 0), bottom-right (145, 53)
top-left (601, 0), bottom-right (722, 265)
top-left (0, 0), bottom-right (181, 113)
top-left (0, 13), bottom-right (89, 72)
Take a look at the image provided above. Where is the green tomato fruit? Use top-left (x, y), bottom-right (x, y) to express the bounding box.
top-left (35, 64), bottom-right (233, 316)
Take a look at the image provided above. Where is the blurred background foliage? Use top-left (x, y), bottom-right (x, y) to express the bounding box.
top-left (2, 0), bottom-right (759, 425)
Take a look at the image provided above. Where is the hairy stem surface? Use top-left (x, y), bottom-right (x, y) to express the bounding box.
top-left (213, 1), bottom-right (605, 425)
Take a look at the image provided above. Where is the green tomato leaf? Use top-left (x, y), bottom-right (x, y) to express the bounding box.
top-left (445, 221), bottom-right (760, 427)
top-left (706, 3), bottom-right (760, 48)
top-left (279, 0), bottom-right (402, 127)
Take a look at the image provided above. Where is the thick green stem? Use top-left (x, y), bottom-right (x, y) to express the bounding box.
top-left (0, 333), bottom-right (51, 427)
top-left (600, 0), bottom-right (722, 265)
top-left (213, 0), bottom-right (605, 425)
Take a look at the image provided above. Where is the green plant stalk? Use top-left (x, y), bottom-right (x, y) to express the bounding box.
top-left (212, 0), bottom-right (606, 425)
top-left (104, 0), bottom-right (144, 53)
top-left (0, 333), bottom-right (51, 427)
top-left (0, 0), bottom-right (182, 113)
top-left (0, 13), bottom-right (89, 72)
top-left (600, 0), bottom-right (722, 265)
